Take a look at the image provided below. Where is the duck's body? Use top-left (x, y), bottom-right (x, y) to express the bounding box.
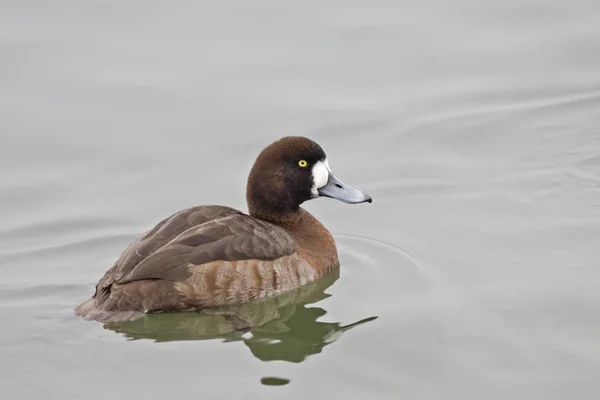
top-left (76, 136), bottom-right (370, 322)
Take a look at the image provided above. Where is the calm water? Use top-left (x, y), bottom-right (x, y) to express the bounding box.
top-left (1, 1), bottom-right (599, 399)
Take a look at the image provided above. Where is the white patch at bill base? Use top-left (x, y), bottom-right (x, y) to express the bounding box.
top-left (311, 159), bottom-right (330, 197)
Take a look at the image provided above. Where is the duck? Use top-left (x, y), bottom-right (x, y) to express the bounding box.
top-left (75, 136), bottom-right (371, 322)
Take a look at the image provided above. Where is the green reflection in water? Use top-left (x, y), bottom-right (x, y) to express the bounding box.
top-left (260, 377), bottom-right (290, 386)
top-left (104, 268), bottom-right (377, 363)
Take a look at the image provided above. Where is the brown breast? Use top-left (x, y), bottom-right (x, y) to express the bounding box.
top-left (285, 208), bottom-right (339, 276)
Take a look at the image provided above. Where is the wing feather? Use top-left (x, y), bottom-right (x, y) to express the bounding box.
top-left (96, 206), bottom-right (296, 295)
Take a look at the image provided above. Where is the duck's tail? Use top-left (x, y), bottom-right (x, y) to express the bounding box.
top-left (74, 298), bottom-right (144, 323)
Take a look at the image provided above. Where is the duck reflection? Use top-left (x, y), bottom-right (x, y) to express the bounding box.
top-left (104, 268), bottom-right (377, 363)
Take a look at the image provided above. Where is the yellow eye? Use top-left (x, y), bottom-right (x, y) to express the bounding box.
top-left (298, 160), bottom-right (308, 168)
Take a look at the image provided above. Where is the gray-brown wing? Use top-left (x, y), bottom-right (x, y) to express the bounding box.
top-left (95, 205), bottom-right (243, 301)
top-left (112, 205), bottom-right (242, 276)
top-left (112, 212), bottom-right (296, 285)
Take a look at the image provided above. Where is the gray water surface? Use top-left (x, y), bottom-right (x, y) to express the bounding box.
top-left (1, 1), bottom-right (599, 399)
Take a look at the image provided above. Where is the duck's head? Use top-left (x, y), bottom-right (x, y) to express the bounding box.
top-left (247, 136), bottom-right (371, 221)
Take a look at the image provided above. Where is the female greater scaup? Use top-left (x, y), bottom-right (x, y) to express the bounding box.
top-left (75, 136), bottom-right (371, 322)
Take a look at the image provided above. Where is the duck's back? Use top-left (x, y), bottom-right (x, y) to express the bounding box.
top-left (75, 205), bottom-right (317, 322)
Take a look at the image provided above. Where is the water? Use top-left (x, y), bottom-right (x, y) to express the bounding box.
top-left (1, 0), bottom-right (599, 399)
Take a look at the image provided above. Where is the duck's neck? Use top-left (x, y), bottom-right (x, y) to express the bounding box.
top-left (249, 207), bottom-right (304, 229)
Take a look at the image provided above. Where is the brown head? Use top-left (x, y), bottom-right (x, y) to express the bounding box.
top-left (246, 136), bottom-right (371, 223)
